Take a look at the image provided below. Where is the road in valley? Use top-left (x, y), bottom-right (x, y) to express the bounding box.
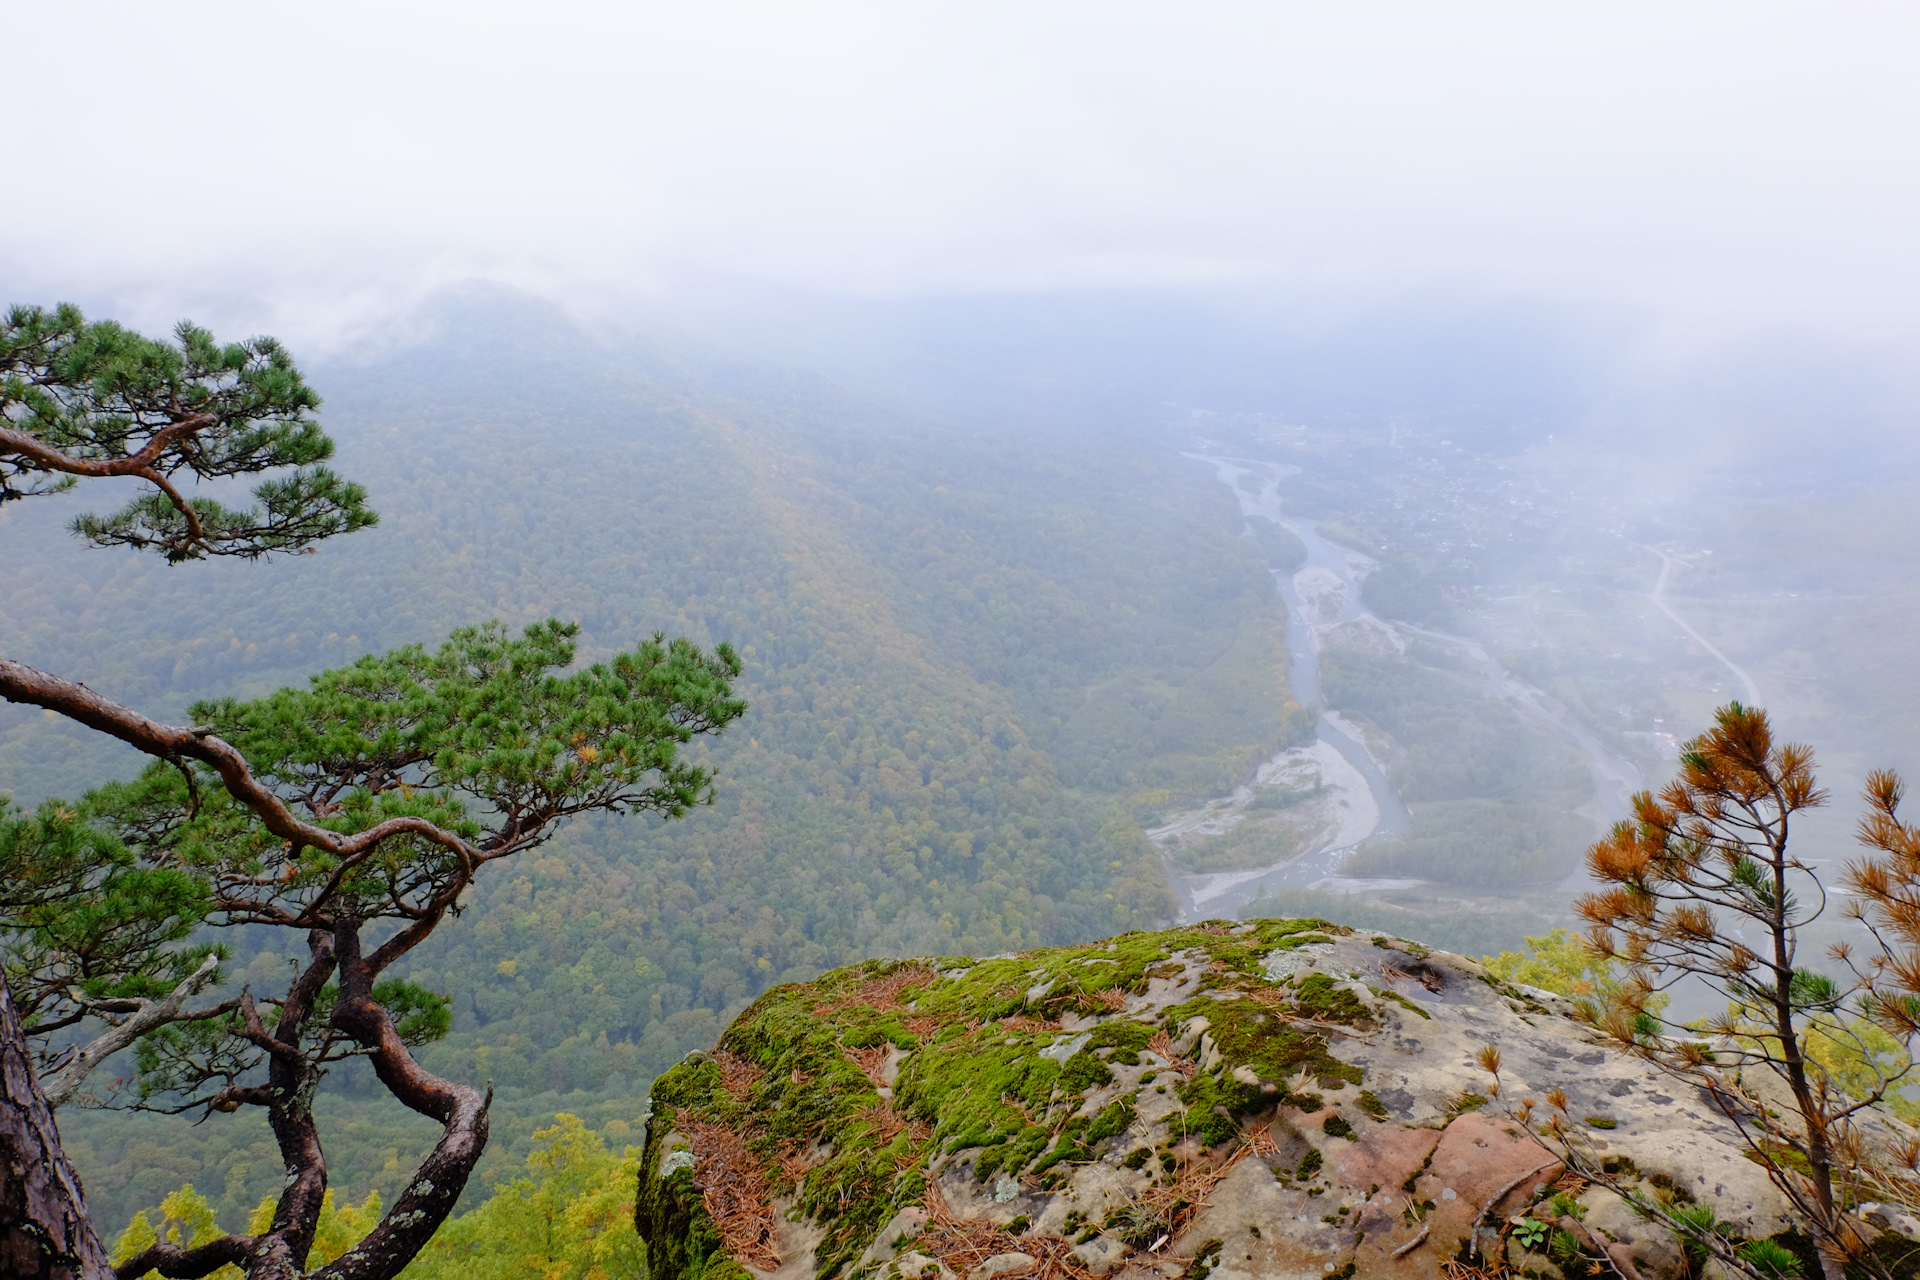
top-left (1639, 543), bottom-right (1763, 707)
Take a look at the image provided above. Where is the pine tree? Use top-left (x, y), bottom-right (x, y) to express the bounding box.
top-left (1577, 703), bottom-right (1920, 1280)
top-left (0, 305), bottom-right (747, 1279)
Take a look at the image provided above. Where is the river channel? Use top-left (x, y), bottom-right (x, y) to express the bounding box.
top-left (1162, 456), bottom-right (1646, 920)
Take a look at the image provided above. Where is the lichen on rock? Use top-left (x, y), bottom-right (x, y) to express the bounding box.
top-left (634, 920), bottom-right (1912, 1280)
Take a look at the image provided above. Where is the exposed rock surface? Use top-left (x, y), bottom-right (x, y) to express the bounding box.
top-left (634, 920), bottom-right (1903, 1280)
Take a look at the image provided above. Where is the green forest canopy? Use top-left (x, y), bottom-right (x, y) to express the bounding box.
top-left (17, 288), bottom-right (1920, 1261)
top-left (3, 292), bottom-right (1305, 1231)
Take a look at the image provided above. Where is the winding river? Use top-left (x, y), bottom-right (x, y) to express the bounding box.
top-left (1164, 456), bottom-right (1646, 919)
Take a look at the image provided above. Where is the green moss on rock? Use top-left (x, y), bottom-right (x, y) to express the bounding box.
top-left (634, 1136), bottom-right (755, 1280)
top-left (1164, 992), bottom-right (1363, 1091)
top-left (1172, 1070), bottom-right (1270, 1146)
top-left (1292, 973), bottom-right (1369, 1025)
top-left (636, 919), bottom-right (1363, 1280)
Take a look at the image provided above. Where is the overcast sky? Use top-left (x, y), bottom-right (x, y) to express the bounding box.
top-left (8, 3), bottom-right (1920, 351)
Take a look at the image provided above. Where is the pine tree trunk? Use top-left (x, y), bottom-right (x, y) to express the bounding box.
top-left (0, 981), bottom-right (111, 1280)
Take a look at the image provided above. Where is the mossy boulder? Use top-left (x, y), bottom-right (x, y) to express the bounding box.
top-left (634, 920), bottom-right (1869, 1280)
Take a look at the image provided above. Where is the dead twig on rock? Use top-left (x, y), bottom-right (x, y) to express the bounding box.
top-left (1470, 1160), bottom-right (1560, 1263)
top-left (1391, 1223), bottom-right (1430, 1259)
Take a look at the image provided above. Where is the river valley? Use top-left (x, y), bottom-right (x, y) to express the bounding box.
top-left (1153, 456), bottom-right (1651, 921)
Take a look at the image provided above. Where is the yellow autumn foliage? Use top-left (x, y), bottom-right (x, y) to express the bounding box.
top-left (112, 1183), bottom-right (382, 1278)
top-left (399, 1113), bottom-right (645, 1280)
top-left (1482, 926), bottom-right (1669, 1015)
top-left (109, 1116), bottom-right (640, 1279)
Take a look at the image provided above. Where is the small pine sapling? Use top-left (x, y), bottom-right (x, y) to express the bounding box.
top-left (1571, 704), bottom-right (1920, 1280)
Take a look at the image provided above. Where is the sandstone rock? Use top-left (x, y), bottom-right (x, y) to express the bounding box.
top-left (1069, 1236), bottom-right (1129, 1274)
top-left (1412, 1109), bottom-right (1562, 1245)
top-left (634, 920), bottom-right (1910, 1280)
top-left (1504, 1235), bottom-right (1566, 1280)
top-left (1860, 1200), bottom-right (1920, 1241)
top-left (1583, 1188), bottom-right (1687, 1280)
top-left (1332, 1125), bottom-right (1440, 1202)
top-left (887, 1253), bottom-right (947, 1280)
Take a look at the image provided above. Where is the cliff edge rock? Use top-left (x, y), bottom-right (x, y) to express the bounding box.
top-left (635, 919), bottom-right (1910, 1280)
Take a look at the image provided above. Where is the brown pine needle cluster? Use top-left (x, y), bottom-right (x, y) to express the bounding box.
top-left (715, 1049), bottom-right (764, 1102)
top-left (1382, 963), bottom-right (1445, 993)
top-left (775, 1141), bottom-right (815, 1189)
top-left (1242, 986), bottom-right (1295, 1012)
top-left (681, 1117), bottom-right (781, 1271)
top-left (843, 1043), bottom-right (892, 1089)
top-left (1148, 1029), bottom-right (1199, 1079)
top-left (918, 1184), bottom-right (1093, 1280)
top-left (1550, 1171), bottom-right (1589, 1198)
top-left (1438, 1260), bottom-right (1508, 1280)
top-left (858, 1100), bottom-right (908, 1144)
top-left (1141, 1135), bottom-right (1265, 1237)
top-left (1238, 984), bottom-right (1371, 1039)
top-left (813, 964), bottom-right (938, 1015)
top-left (999, 1013), bottom-right (1063, 1034)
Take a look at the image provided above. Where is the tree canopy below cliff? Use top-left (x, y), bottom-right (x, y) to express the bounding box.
top-left (2, 289), bottom-right (1304, 1232)
top-left (24, 284), bottom-right (1920, 1240)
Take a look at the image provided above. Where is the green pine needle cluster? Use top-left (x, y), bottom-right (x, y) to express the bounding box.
top-left (2, 302), bottom-right (376, 559)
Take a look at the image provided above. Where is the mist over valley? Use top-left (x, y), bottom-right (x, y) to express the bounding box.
top-left (6, 285), bottom-right (1916, 1235)
top-left (8, 10), bottom-right (1920, 1275)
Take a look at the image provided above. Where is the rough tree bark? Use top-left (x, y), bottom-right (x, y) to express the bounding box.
top-left (306, 922), bottom-right (491, 1280)
top-left (0, 981), bottom-right (112, 1280)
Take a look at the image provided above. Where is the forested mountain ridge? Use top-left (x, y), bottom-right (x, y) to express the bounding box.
top-left (2, 287), bottom-right (1304, 1230)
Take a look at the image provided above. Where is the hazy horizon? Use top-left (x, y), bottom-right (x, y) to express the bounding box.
top-left (11, 5), bottom-right (1920, 356)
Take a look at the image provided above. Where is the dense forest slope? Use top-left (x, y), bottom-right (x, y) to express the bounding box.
top-left (0, 288), bottom-right (1305, 1230)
